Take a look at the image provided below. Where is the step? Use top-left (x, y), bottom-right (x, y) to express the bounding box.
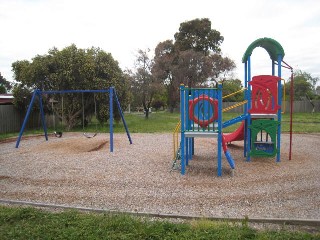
top-left (250, 113), bottom-right (277, 119)
top-left (184, 131), bottom-right (219, 138)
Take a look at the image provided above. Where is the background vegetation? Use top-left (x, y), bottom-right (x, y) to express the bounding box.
top-left (1, 18), bottom-right (319, 131)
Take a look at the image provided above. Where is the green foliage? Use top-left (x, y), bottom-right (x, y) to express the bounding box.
top-left (152, 90), bottom-right (168, 110)
top-left (222, 79), bottom-right (244, 102)
top-left (0, 72), bottom-right (12, 92)
top-left (130, 49), bottom-right (164, 118)
top-left (12, 85), bottom-right (35, 112)
top-left (0, 84), bottom-right (6, 94)
top-left (285, 70), bottom-right (318, 100)
top-left (1, 206), bottom-right (319, 240)
top-left (11, 44), bottom-right (129, 130)
top-left (174, 18), bottom-right (224, 54)
top-left (152, 18), bottom-right (236, 112)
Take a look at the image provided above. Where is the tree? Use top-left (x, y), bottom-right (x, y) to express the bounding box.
top-left (293, 70), bottom-right (319, 93)
top-left (0, 85), bottom-right (5, 94)
top-left (152, 18), bottom-right (235, 112)
top-left (285, 70), bottom-right (315, 100)
top-left (130, 49), bottom-right (163, 118)
top-left (152, 40), bottom-right (179, 112)
top-left (316, 86), bottom-right (320, 98)
top-left (12, 44), bottom-right (129, 130)
top-left (174, 18), bottom-right (224, 54)
top-left (210, 54), bottom-right (236, 81)
top-left (0, 72), bottom-right (12, 93)
top-left (222, 79), bottom-right (244, 102)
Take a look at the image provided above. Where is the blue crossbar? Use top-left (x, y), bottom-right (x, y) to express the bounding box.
top-left (223, 114), bottom-right (247, 128)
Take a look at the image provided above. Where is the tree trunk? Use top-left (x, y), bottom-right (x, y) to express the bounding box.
top-left (169, 105), bottom-right (174, 113)
top-left (145, 108), bottom-right (149, 118)
top-left (142, 102), bottom-right (149, 119)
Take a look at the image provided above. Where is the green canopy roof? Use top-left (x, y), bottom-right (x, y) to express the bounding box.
top-left (242, 37), bottom-right (285, 63)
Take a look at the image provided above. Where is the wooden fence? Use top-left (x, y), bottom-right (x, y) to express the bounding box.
top-left (0, 105), bottom-right (56, 134)
top-left (1, 101), bottom-right (319, 133)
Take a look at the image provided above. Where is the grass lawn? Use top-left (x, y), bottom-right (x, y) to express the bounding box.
top-left (1, 112), bottom-right (320, 141)
top-left (1, 206), bottom-right (319, 240)
top-left (118, 112), bottom-right (320, 133)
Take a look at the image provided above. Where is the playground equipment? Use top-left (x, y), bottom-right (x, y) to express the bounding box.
top-left (82, 92), bottom-right (98, 138)
top-left (178, 85), bottom-right (236, 176)
top-left (174, 37), bottom-right (293, 176)
top-left (49, 97), bottom-right (63, 138)
top-left (15, 87), bottom-right (132, 152)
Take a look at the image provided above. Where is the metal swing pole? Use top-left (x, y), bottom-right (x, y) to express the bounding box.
top-left (82, 92), bottom-right (85, 130)
top-left (16, 90), bottom-right (39, 148)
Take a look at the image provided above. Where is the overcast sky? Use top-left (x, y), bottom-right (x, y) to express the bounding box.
top-left (1, 0), bottom-right (320, 85)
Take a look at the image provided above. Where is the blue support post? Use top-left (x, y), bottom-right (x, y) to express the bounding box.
top-left (109, 88), bottom-right (114, 152)
top-left (244, 61), bottom-right (248, 158)
top-left (113, 87), bottom-right (132, 145)
top-left (38, 91), bottom-right (48, 141)
top-left (15, 90), bottom-right (38, 148)
top-left (186, 138), bottom-right (189, 166)
top-left (246, 56), bottom-right (252, 161)
top-left (186, 89), bottom-right (192, 163)
top-left (180, 85), bottom-right (186, 175)
top-left (217, 84), bottom-right (223, 176)
top-left (277, 54), bottom-right (282, 162)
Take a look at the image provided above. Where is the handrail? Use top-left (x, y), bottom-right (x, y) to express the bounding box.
top-left (173, 121), bottom-right (181, 160)
top-left (222, 88), bottom-right (246, 99)
top-left (222, 100), bottom-right (248, 112)
top-left (281, 78), bottom-right (286, 114)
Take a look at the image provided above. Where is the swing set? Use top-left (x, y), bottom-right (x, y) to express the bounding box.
top-left (15, 87), bottom-right (132, 152)
top-left (81, 92), bottom-right (98, 138)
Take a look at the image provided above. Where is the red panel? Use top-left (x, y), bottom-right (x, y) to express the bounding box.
top-left (249, 75), bottom-right (281, 114)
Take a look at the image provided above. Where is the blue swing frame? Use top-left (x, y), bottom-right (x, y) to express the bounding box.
top-left (15, 87), bottom-right (132, 152)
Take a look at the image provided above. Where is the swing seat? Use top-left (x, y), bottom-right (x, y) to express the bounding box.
top-left (54, 131), bottom-right (63, 138)
top-left (83, 132), bottom-right (98, 138)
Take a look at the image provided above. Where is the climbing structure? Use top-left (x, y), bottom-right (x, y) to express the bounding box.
top-left (242, 37), bottom-right (285, 162)
top-left (179, 84), bottom-right (235, 177)
top-left (175, 37), bottom-right (292, 177)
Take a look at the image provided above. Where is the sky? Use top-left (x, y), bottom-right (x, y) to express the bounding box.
top-left (1, 0), bottom-right (320, 85)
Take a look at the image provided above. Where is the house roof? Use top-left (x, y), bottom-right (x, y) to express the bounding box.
top-left (0, 94), bottom-right (14, 104)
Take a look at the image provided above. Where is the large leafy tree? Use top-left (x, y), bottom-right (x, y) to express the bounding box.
top-left (12, 44), bottom-right (129, 130)
top-left (152, 40), bottom-right (178, 112)
top-left (284, 70), bottom-right (316, 101)
top-left (152, 18), bottom-right (235, 112)
top-left (130, 49), bottom-right (163, 118)
top-left (174, 18), bottom-right (224, 54)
